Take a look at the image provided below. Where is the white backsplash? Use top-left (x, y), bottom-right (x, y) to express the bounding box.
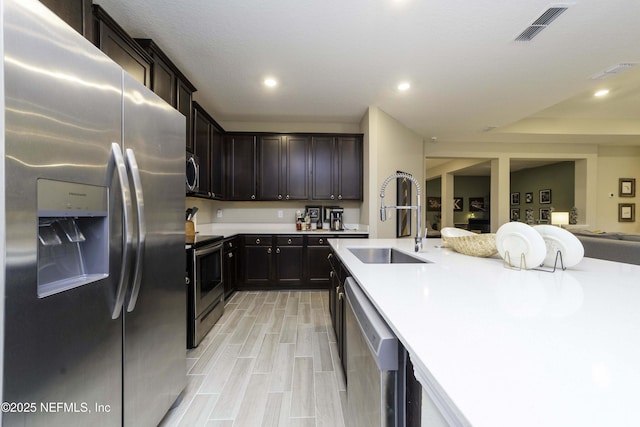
top-left (186, 197), bottom-right (363, 228)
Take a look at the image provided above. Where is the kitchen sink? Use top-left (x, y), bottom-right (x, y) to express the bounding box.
top-left (348, 247), bottom-right (431, 264)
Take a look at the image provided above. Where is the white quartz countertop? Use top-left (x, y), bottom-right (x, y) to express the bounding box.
top-left (329, 237), bottom-right (640, 427)
top-left (195, 222), bottom-right (368, 238)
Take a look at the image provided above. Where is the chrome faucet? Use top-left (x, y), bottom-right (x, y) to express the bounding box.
top-left (379, 172), bottom-right (422, 252)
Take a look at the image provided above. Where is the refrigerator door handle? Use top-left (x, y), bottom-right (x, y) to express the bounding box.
top-left (125, 148), bottom-right (146, 312)
top-left (109, 142), bottom-right (134, 319)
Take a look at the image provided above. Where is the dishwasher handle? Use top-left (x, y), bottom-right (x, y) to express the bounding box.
top-left (344, 277), bottom-right (399, 371)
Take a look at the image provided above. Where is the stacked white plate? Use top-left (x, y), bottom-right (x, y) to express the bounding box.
top-left (496, 223), bottom-right (546, 269)
top-left (496, 222), bottom-right (585, 269)
top-left (533, 225), bottom-right (584, 268)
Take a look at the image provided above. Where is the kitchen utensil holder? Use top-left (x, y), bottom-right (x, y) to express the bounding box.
top-left (185, 220), bottom-right (195, 237)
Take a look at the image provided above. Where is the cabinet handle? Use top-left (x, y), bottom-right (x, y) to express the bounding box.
top-left (211, 192), bottom-right (216, 198)
top-left (251, 194), bottom-right (256, 200)
top-left (319, 239), bottom-right (323, 244)
top-left (338, 292), bottom-right (344, 301)
top-left (287, 238), bottom-right (292, 244)
top-left (276, 247), bottom-right (281, 254)
top-left (267, 248), bottom-right (272, 254)
top-left (330, 195), bottom-right (335, 200)
top-left (286, 194), bottom-right (290, 200)
top-left (229, 242), bottom-right (233, 248)
top-left (327, 253), bottom-right (333, 260)
top-left (278, 194), bottom-right (282, 200)
top-left (330, 271), bottom-right (334, 278)
top-left (228, 253), bottom-right (233, 258)
top-left (185, 276), bottom-right (190, 285)
top-left (338, 195), bottom-right (342, 200)
top-left (256, 238), bottom-right (261, 244)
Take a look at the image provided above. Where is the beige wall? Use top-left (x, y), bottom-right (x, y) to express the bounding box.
top-left (595, 146), bottom-right (640, 233)
top-left (362, 107), bottom-right (425, 238)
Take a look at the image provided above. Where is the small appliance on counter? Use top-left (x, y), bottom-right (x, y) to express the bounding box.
top-left (329, 206), bottom-right (345, 231)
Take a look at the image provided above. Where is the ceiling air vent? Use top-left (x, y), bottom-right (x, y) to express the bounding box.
top-left (590, 63), bottom-right (639, 80)
top-left (515, 6), bottom-right (568, 42)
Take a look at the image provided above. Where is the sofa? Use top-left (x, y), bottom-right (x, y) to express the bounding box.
top-left (571, 231), bottom-right (640, 265)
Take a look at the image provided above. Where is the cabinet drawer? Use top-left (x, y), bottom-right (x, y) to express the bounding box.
top-left (224, 238), bottom-right (239, 251)
top-left (276, 236), bottom-right (303, 246)
top-left (307, 236), bottom-right (332, 246)
top-left (244, 235), bottom-right (273, 246)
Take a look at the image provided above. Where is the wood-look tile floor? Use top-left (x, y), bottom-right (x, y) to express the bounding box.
top-left (159, 291), bottom-right (347, 427)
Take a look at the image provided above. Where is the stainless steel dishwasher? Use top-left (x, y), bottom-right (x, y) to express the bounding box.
top-left (345, 277), bottom-right (406, 427)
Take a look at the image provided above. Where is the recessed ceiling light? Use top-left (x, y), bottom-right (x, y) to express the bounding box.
top-left (397, 82), bottom-right (411, 91)
top-left (264, 78), bottom-right (278, 88)
top-left (594, 89), bottom-right (609, 97)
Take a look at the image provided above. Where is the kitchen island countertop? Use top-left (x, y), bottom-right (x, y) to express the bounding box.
top-left (329, 237), bottom-right (640, 427)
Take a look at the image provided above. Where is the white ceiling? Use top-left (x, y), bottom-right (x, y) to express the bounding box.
top-left (94, 0), bottom-right (640, 145)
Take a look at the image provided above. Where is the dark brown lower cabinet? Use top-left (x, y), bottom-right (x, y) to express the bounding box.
top-left (223, 237), bottom-right (239, 299)
top-left (328, 249), bottom-right (347, 375)
top-left (306, 236), bottom-right (332, 288)
top-left (238, 233), bottom-right (366, 291)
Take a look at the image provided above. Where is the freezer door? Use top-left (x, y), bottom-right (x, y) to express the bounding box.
top-left (3, 1), bottom-right (124, 426)
top-left (121, 73), bottom-right (187, 427)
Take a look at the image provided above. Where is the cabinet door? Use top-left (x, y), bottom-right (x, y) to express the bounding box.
top-left (193, 107), bottom-right (212, 197)
top-left (258, 135), bottom-right (282, 200)
top-left (336, 136), bottom-right (362, 200)
top-left (243, 236), bottom-right (273, 285)
top-left (284, 136), bottom-right (310, 200)
top-left (311, 136), bottom-right (336, 200)
top-left (41, 0), bottom-right (92, 40)
top-left (149, 53), bottom-right (175, 106)
top-left (225, 135), bottom-right (257, 200)
top-left (223, 238), bottom-right (239, 299)
top-left (210, 125), bottom-right (224, 199)
top-left (93, 6), bottom-right (151, 88)
top-left (177, 80), bottom-right (194, 151)
top-left (306, 236), bottom-right (332, 288)
top-left (275, 236), bottom-right (304, 285)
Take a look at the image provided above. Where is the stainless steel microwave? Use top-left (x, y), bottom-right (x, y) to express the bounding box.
top-left (186, 151), bottom-right (199, 193)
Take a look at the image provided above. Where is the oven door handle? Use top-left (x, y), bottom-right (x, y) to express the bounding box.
top-left (125, 148), bottom-right (146, 313)
top-left (194, 242), bottom-right (223, 257)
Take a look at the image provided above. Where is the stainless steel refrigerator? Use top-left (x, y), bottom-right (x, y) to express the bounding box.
top-left (2, 1), bottom-right (186, 425)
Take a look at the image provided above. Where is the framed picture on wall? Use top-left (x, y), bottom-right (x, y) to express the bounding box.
top-left (469, 197), bottom-right (485, 212)
top-left (618, 203), bottom-right (635, 222)
top-left (539, 189), bottom-right (551, 204)
top-left (525, 192), bottom-right (533, 203)
top-left (539, 208), bottom-right (551, 223)
top-left (396, 171), bottom-right (412, 237)
top-left (619, 178), bottom-right (636, 197)
top-left (453, 197), bottom-right (463, 211)
top-left (510, 192), bottom-right (520, 205)
top-left (510, 208), bottom-right (520, 222)
top-left (427, 197), bottom-right (442, 211)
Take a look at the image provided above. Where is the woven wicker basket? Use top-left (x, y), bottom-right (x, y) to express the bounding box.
top-left (445, 233), bottom-right (498, 257)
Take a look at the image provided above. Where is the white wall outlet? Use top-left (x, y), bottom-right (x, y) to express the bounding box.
top-left (216, 209), bottom-right (223, 218)
top-left (277, 210), bottom-right (284, 218)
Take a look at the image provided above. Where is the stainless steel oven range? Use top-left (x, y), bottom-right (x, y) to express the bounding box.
top-left (186, 235), bottom-right (224, 348)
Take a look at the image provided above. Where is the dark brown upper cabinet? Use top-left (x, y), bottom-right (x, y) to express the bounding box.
top-left (311, 136), bottom-right (363, 201)
top-left (193, 102), bottom-right (224, 199)
top-left (224, 134), bottom-right (257, 201)
top-left (40, 0), bottom-right (93, 40)
top-left (92, 5), bottom-right (152, 88)
top-left (136, 39), bottom-right (197, 150)
top-left (258, 135), bottom-right (310, 201)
